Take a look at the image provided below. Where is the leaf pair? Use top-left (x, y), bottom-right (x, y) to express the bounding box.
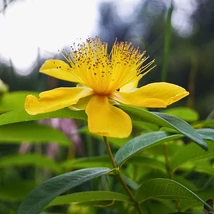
top-left (17, 168), bottom-right (212, 214)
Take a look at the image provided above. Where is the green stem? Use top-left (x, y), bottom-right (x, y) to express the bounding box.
top-left (163, 144), bottom-right (181, 211)
top-left (161, 0), bottom-right (173, 81)
top-left (85, 123), bottom-right (94, 157)
top-left (103, 136), bottom-right (143, 214)
top-left (163, 144), bottom-right (173, 179)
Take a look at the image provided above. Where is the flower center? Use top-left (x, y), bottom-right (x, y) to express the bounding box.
top-left (61, 37), bottom-right (154, 96)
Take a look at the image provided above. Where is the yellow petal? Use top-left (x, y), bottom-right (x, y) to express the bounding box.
top-left (40, 60), bottom-right (80, 82)
top-left (25, 87), bottom-right (93, 115)
top-left (119, 67), bottom-right (153, 92)
top-left (111, 82), bottom-right (189, 108)
top-left (120, 74), bottom-right (142, 92)
top-left (86, 95), bottom-right (132, 138)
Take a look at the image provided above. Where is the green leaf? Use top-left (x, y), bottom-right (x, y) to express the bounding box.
top-left (133, 121), bottom-right (159, 131)
top-left (197, 128), bottom-right (214, 141)
top-left (92, 134), bottom-right (131, 147)
top-left (194, 119), bottom-right (214, 128)
top-left (0, 108), bottom-right (87, 126)
top-left (60, 156), bottom-right (111, 170)
top-left (120, 105), bottom-right (169, 126)
top-left (142, 198), bottom-right (176, 213)
top-left (143, 140), bottom-right (183, 157)
top-left (114, 131), bottom-right (182, 166)
top-left (169, 212), bottom-right (189, 214)
top-left (0, 79), bottom-right (9, 95)
top-left (17, 167), bottom-right (111, 214)
top-left (162, 107), bottom-right (199, 122)
top-left (0, 91), bottom-right (38, 113)
top-left (135, 178), bottom-right (209, 207)
top-left (153, 112), bottom-right (208, 150)
top-left (173, 176), bottom-right (198, 192)
top-left (180, 190), bottom-right (214, 211)
top-left (0, 122), bottom-right (71, 146)
top-left (120, 105), bottom-right (208, 150)
top-left (0, 154), bottom-right (61, 173)
top-left (179, 158), bottom-right (213, 176)
top-left (193, 164), bottom-right (214, 176)
top-left (170, 141), bottom-right (214, 172)
top-left (47, 191), bottom-right (130, 207)
top-left (127, 156), bottom-right (167, 173)
top-left (0, 181), bottom-right (36, 201)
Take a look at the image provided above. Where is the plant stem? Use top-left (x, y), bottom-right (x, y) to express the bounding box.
top-left (163, 144), bottom-right (173, 179)
top-left (103, 136), bottom-right (143, 214)
top-left (163, 144), bottom-right (181, 211)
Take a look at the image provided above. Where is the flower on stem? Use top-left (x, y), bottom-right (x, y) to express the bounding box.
top-left (25, 37), bottom-right (189, 138)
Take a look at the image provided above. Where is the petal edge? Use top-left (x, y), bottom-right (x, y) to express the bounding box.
top-left (40, 60), bottom-right (80, 83)
top-left (25, 87), bottom-right (93, 115)
top-left (111, 82), bottom-right (189, 108)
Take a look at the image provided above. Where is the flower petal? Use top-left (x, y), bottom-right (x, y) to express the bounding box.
top-left (111, 82), bottom-right (189, 108)
top-left (86, 96), bottom-right (132, 138)
top-left (25, 87), bottom-right (93, 115)
top-left (120, 74), bottom-right (142, 92)
top-left (119, 68), bottom-right (153, 92)
top-left (40, 60), bottom-right (80, 83)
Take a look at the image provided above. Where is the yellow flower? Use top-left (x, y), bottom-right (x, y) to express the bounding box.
top-left (25, 37), bottom-right (189, 138)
